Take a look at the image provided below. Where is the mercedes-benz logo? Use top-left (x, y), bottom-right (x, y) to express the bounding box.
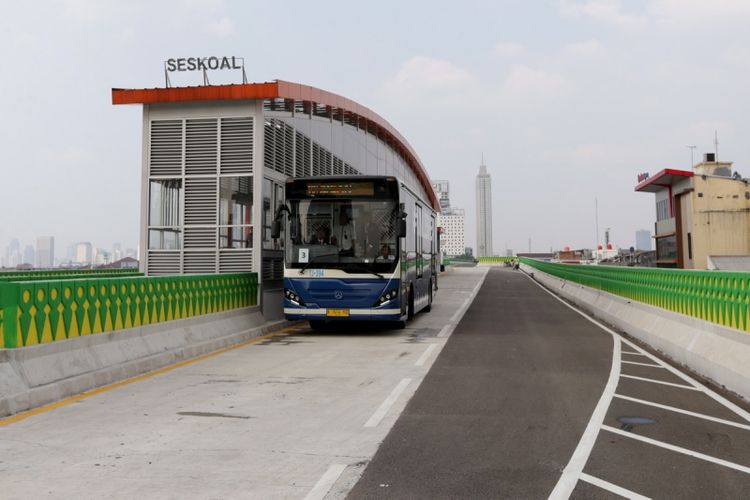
top-left (334, 290), bottom-right (344, 300)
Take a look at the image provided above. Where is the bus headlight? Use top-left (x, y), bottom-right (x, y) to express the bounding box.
top-left (374, 289), bottom-right (399, 306)
top-left (285, 288), bottom-right (305, 305)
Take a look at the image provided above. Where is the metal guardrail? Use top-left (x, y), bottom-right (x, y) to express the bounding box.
top-left (520, 257), bottom-right (750, 332)
top-left (0, 273), bottom-right (258, 348)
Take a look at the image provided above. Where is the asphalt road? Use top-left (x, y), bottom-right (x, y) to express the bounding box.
top-left (3, 266), bottom-right (750, 499)
top-left (348, 268), bottom-right (750, 499)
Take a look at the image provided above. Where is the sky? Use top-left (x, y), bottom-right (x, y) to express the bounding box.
top-left (2, 0), bottom-right (750, 257)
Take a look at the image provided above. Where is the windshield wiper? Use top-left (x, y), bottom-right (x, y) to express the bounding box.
top-left (299, 253), bottom-right (340, 274)
top-left (343, 264), bottom-right (383, 279)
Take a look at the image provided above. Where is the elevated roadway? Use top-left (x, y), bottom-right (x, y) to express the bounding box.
top-left (2, 268), bottom-right (750, 499)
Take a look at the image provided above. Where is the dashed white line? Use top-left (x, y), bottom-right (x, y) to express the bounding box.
top-left (619, 374), bottom-right (700, 390)
top-left (304, 463), bottom-right (347, 500)
top-left (601, 425), bottom-right (750, 474)
top-left (614, 394), bottom-right (750, 431)
top-left (364, 378), bottom-right (412, 428)
top-left (620, 360), bottom-right (665, 368)
top-left (579, 472), bottom-right (651, 500)
top-left (415, 344), bottom-right (437, 367)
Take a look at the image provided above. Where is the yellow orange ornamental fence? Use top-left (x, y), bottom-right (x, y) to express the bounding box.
top-left (520, 257), bottom-right (750, 333)
top-left (0, 273), bottom-right (258, 348)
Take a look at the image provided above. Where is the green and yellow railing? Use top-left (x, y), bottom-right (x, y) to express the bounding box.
top-left (520, 257), bottom-right (750, 332)
top-left (0, 273), bottom-right (258, 348)
top-left (0, 268), bottom-right (140, 280)
top-left (478, 256), bottom-right (516, 264)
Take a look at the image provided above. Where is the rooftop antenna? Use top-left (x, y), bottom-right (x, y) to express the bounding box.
top-left (481, 152), bottom-right (484, 166)
top-left (686, 145), bottom-right (696, 168)
top-left (714, 130), bottom-right (719, 161)
top-left (595, 197), bottom-right (600, 250)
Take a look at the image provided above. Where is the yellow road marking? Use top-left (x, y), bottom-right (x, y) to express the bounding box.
top-left (0, 323), bottom-right (304, 427)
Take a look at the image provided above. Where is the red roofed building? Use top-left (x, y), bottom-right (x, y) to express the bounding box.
top-left (636, 154), bottom-right (750, 268)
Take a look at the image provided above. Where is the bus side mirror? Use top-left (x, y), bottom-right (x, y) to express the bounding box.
top-left (398, 213), bottom-right (407, 237)
top-left (271, 219), bottom-right (281, 239)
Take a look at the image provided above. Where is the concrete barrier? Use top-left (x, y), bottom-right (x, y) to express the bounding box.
top-left (522, 264), bottom-right (750, 401)
top-left (0, 306), bottom-right (289, 417)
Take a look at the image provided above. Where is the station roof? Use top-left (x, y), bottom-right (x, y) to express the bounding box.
top-left (634, 168), bottom-right (693, 193)
top-left (112, 80), bottom-right (440, 211)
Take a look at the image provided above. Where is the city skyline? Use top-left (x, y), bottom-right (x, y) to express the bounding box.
top-left (1, 236), bottom-right (136, 268)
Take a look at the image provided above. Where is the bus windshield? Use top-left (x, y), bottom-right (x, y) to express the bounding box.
top-left (285, 198), bottom-right (399, 273)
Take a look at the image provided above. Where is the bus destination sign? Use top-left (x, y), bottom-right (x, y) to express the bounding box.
top-left (306, 182), bottom-right (375, 197)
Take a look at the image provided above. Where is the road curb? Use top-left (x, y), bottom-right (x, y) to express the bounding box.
top-left (0, 307), bottom-right (292, 417)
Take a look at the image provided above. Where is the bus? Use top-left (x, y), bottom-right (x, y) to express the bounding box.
top-left (272, 176), bottom-right (438, 328)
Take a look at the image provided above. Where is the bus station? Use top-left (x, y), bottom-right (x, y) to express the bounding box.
top-left (112, 79), bottom-right (440, 320)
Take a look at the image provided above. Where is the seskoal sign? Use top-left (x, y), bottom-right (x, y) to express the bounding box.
top-left (164, 56), bottom-right (246, 87)
top-left (166, 56), bottom-right (243, 72)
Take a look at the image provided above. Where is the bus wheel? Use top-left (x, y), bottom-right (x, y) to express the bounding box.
top-left (309, 320), bottom-right (325, 330)
top-left (424, 287), bottom-right (433, 313)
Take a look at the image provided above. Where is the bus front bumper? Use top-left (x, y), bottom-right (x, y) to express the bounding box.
top-left (283, 307), bottom-right (402, 321)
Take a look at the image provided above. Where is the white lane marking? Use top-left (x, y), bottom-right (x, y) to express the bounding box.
top-left (621, 351), bottom-right (648, 357)
top-left (619, 374), bottom-right (700, 390)
top-left (579, 472), bottom-right (651, 500)
top-left (364, 378), bottom-right (412, 428)
top-left (601, 424), bottom-right (750, 474)
top-left (437, 324), bottom-right (452, 338)
top-left (443, 267), bottom-right (490, 335)
top-left (619, 337), bottom-right (750, 424)
top-left (415, 344), bottom-right (437, 367)
top-left (614, 394), bottom-right (750, 432)
top-left (304, 463), bottom-right (347, 500)
top-left (523, 275), bottom-right (622, 500)
top-left (449, 307), bottom-right (465, 323)
top-left (621, 360), bottom-right (665, 369)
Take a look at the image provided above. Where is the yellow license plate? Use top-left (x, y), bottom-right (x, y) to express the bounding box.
top-left (326, 309), bottom-right (350, 318)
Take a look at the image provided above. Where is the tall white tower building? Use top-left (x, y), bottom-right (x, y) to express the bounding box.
top-left (476, 163), bottom-right (493, 257)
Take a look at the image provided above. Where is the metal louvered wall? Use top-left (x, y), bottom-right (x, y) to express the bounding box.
top-left (147, 116), bottom-right (254, 276)
top-left (265, 118), bottom-right (359, 180)
top-left (149, 120), bottom-right (182, 176)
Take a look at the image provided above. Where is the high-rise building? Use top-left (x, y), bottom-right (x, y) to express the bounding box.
top-left (475, 163), bottom-right (493, 257)
top-left (36, 236), bottom-right (55, 269)
top-left (636, 229), bottom-right (651, 251)
top-left (6, 238), bottom-right (21, 268)
top-left (432, 180), bottom-right (466, 257)
top-left (440, 209), bottom-right (466, 256)
top-left (23, 245), bottom-right (35, 266)
top-left (431, 180), bottom-right (451, 212)
top-left (112, 242), bottom-right (123, 262)
top-left (75, 242), bottom-right (93, 264)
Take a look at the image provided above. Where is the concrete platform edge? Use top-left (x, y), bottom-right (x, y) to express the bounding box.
top-left (0, 307), bottom-right (292, 417)
top-left (521, 264), bottom-right (750, 401)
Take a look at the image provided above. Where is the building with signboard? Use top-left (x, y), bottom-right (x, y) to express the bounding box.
top-left (635, 153), bottom-right (750, 269)
top-left (112, 78), bottom-right (439, 316)
top-left (431, 180), bottom-right (465, 257)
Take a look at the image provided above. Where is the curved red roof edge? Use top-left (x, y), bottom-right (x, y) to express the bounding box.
top-left (112, 80), bottom-right (440, 211)
top-left (634, 168), bottom-right (693, 192)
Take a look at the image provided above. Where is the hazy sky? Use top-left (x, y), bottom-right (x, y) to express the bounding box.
top-left (3, 0), bottom-right (750, 256)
